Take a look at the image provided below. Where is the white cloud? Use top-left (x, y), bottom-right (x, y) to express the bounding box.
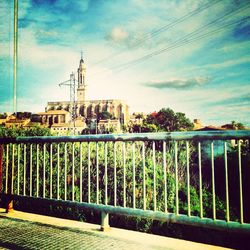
top-left (106, 27), bottom-right (129, 45)
top-left (144, 77), bottom-right (210, 89)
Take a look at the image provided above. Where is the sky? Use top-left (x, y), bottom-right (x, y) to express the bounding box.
top-left (0, 0), bottom-right (249, 126)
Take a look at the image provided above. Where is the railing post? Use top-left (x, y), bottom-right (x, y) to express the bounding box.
top-left (0, 145), bottom-right (13, 213)
top-left (100, 211), bottom-right (110, 231)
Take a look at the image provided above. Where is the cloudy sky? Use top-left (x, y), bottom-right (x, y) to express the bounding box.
top-left (0, 0), bottom-right (249, 126)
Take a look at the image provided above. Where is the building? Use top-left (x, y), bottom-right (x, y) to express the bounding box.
top-left (46, 55), bottom-right (130, 127)
top-left (0, 113), bottom-right (10, 126)
top-left (5, 116), bottom-right (30, 128)
top-left (97, 119), bottom-right (121, 133)
top-left (193, 119), bottom-right (203, 130)
top-left (36, 110), bottom-right (71, 127)
top-left (35, 110), bottom-right (87, 135)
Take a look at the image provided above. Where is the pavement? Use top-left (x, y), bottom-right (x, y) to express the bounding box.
top-left (0, 209), bottom-right (231, 250)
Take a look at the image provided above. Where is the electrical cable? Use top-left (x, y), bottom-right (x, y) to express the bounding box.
top-left (104, 3), bottom-right (250, 73)
top-left (91, 0), bottom-right (220, 67)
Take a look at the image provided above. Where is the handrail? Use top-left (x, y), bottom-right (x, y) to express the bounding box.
top-left (1, 130), bottom-right (250, 232)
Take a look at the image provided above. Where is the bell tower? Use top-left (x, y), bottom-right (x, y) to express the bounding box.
top-left (77, 52), bottom-right (87, 102)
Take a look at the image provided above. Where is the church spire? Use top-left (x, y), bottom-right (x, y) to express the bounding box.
top-left (77, 53), bottom-right (86, 102)
top-left (80, 51), bottom-right (84, 64)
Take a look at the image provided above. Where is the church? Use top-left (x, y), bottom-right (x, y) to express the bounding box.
top-left (45, 55), bottom-right (130, 128)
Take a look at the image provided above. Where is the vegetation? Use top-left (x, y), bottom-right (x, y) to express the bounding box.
top-left (130, 108), bottom-right (194, 133)
top-left (231, 120), bottom-right (246, 130)
top-left (0, 113), bottom-right (8, 119)
top-left (1, 127), bottom-right (245, 221)
top-left (0, 114), bottom-right (249, 248)
top-left (98, 111), bottom-right (114, 120)
top-left (0, 126), bottom-right (52, 138)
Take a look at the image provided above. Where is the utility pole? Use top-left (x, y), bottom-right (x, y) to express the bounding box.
top-left (13, 0), bottom-right (18, 113)
top-left (59, 72), bottom-right (77, 135)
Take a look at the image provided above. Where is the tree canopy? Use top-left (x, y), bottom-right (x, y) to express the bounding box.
top-left (231, 120), bottom-right (246, 130)
top-left (98, 111), bottom-right (114, 120)
top-left (131, 108), bottom-right (194, 132)
top-left (0, 126), bottom-right (52, 138)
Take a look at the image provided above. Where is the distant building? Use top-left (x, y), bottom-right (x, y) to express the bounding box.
top-left (35, 110), bottom-right (86, 135)
top-left (195, 125), bottom-right (225, 131)
top-left (50, 122), bottom-right (85, 135)
top-left (0, 114), bottom-right (9, 125)
top-left (130, 112), bottom-right (146, 125)
top-left (193, 119), bottom-right (203, 130)
top-left (46, 55), bottom-right (130, 127)
top-left (5, 116), bottom-right (30, 128)
top-left (36, 110), bottom-right (71, 127)
top-left (97, 119), bottom-right (121, 133)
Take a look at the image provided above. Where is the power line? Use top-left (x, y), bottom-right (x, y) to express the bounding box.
top-left (116, 16), bottom-right (250, 73)
top-left (91, 0), bottom-right (220, 67)
top-left (106, 2), bottom-right (250, 72)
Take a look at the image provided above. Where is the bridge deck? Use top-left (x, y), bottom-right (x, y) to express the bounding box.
top-left (0, 209), bottom-right (230, 250)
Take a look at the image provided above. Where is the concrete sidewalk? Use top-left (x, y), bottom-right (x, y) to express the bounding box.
top-left (0, 209), bottom-right (231, 250)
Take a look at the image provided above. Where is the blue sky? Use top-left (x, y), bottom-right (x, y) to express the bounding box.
top-left (0, 0), bottom-right (249, 126)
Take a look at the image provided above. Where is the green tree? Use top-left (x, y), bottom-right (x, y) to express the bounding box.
top-left (131, 108), bottom-right (193, 133)
top-left (231, 120), bottom-right (246, 130)
top-left (98, 111), bottom-right (113, 120)
top-left (147, 108), bottom-right (193, 131)
top-left (0, 126), bottom-right (52, 137)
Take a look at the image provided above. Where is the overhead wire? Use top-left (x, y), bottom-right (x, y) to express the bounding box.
top-left (115, 16), bottom-right (250, 73)
top-left (105, 2), bottom-right (250, 73)
top-left (91, 0), bottom-right (220, 67)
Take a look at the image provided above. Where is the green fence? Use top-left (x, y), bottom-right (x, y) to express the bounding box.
top-left (1, 130), bottom-right (250, 233)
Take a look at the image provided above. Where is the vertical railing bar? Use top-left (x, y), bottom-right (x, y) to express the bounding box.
top-left (30, 144), bottom-right (32, 197)
top-left (17, 144), bottom-right (20, 195)
top-left (5, 144), bottom-right (9, 193)
top-left (64, 143), bottom-right (67, 201)
top-left (132, 142), bottom-right (136, 209)
top-left (105, 142), bottom-right (108, 205)
top-left (224, 142), bottom-right (230, 222)
top-left (153, 141), bottom-right (156, 212)
top-left (96, 143), bottom-right (99, 204)
top-left (174, 141), bottom-right (179, 215)
top-left (163, 141), bottom-right (167, 213)
top-left (36, 144), bottom-right (39, 198)
top-left (72, 142), bottom-right (75, 202)
top-left (114, 142), bottom-right (117, 207)
top-left (186, 141), bottom-right (191, 217)
top-left (123, 142), bottom-right (126, 208)
top-left (198, 142), bottom-right (203, 218)
top-left (43, 144), bottom-right (46, 198)
top-left (23, 144), bottom-right (26, 196)
top-left (211, 142), bottom-right (216, 220)
top-left (80, 142), bottom-right (83, 203)
top-left (57, 143), bottom-right (60, 200)
top-left (238, 140), bottom-right (244, 224)
top-left (50, 143), bottom-right (53, 199)
top-left (142, 142), bottom-right (146, 211)
top-left (11, 144), bottom-right (15, 194)
top-left (88, 142), bottom-right (91, 203)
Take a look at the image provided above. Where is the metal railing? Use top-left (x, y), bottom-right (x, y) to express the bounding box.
top-left (0, 130), bottom-right (250, 232)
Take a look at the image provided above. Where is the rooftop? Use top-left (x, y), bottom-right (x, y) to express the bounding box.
top-left (38, 110), bottom-right (70, 115)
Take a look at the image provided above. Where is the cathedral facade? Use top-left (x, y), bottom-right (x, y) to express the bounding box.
top-left (46, 56), bottom-right (129, 125)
